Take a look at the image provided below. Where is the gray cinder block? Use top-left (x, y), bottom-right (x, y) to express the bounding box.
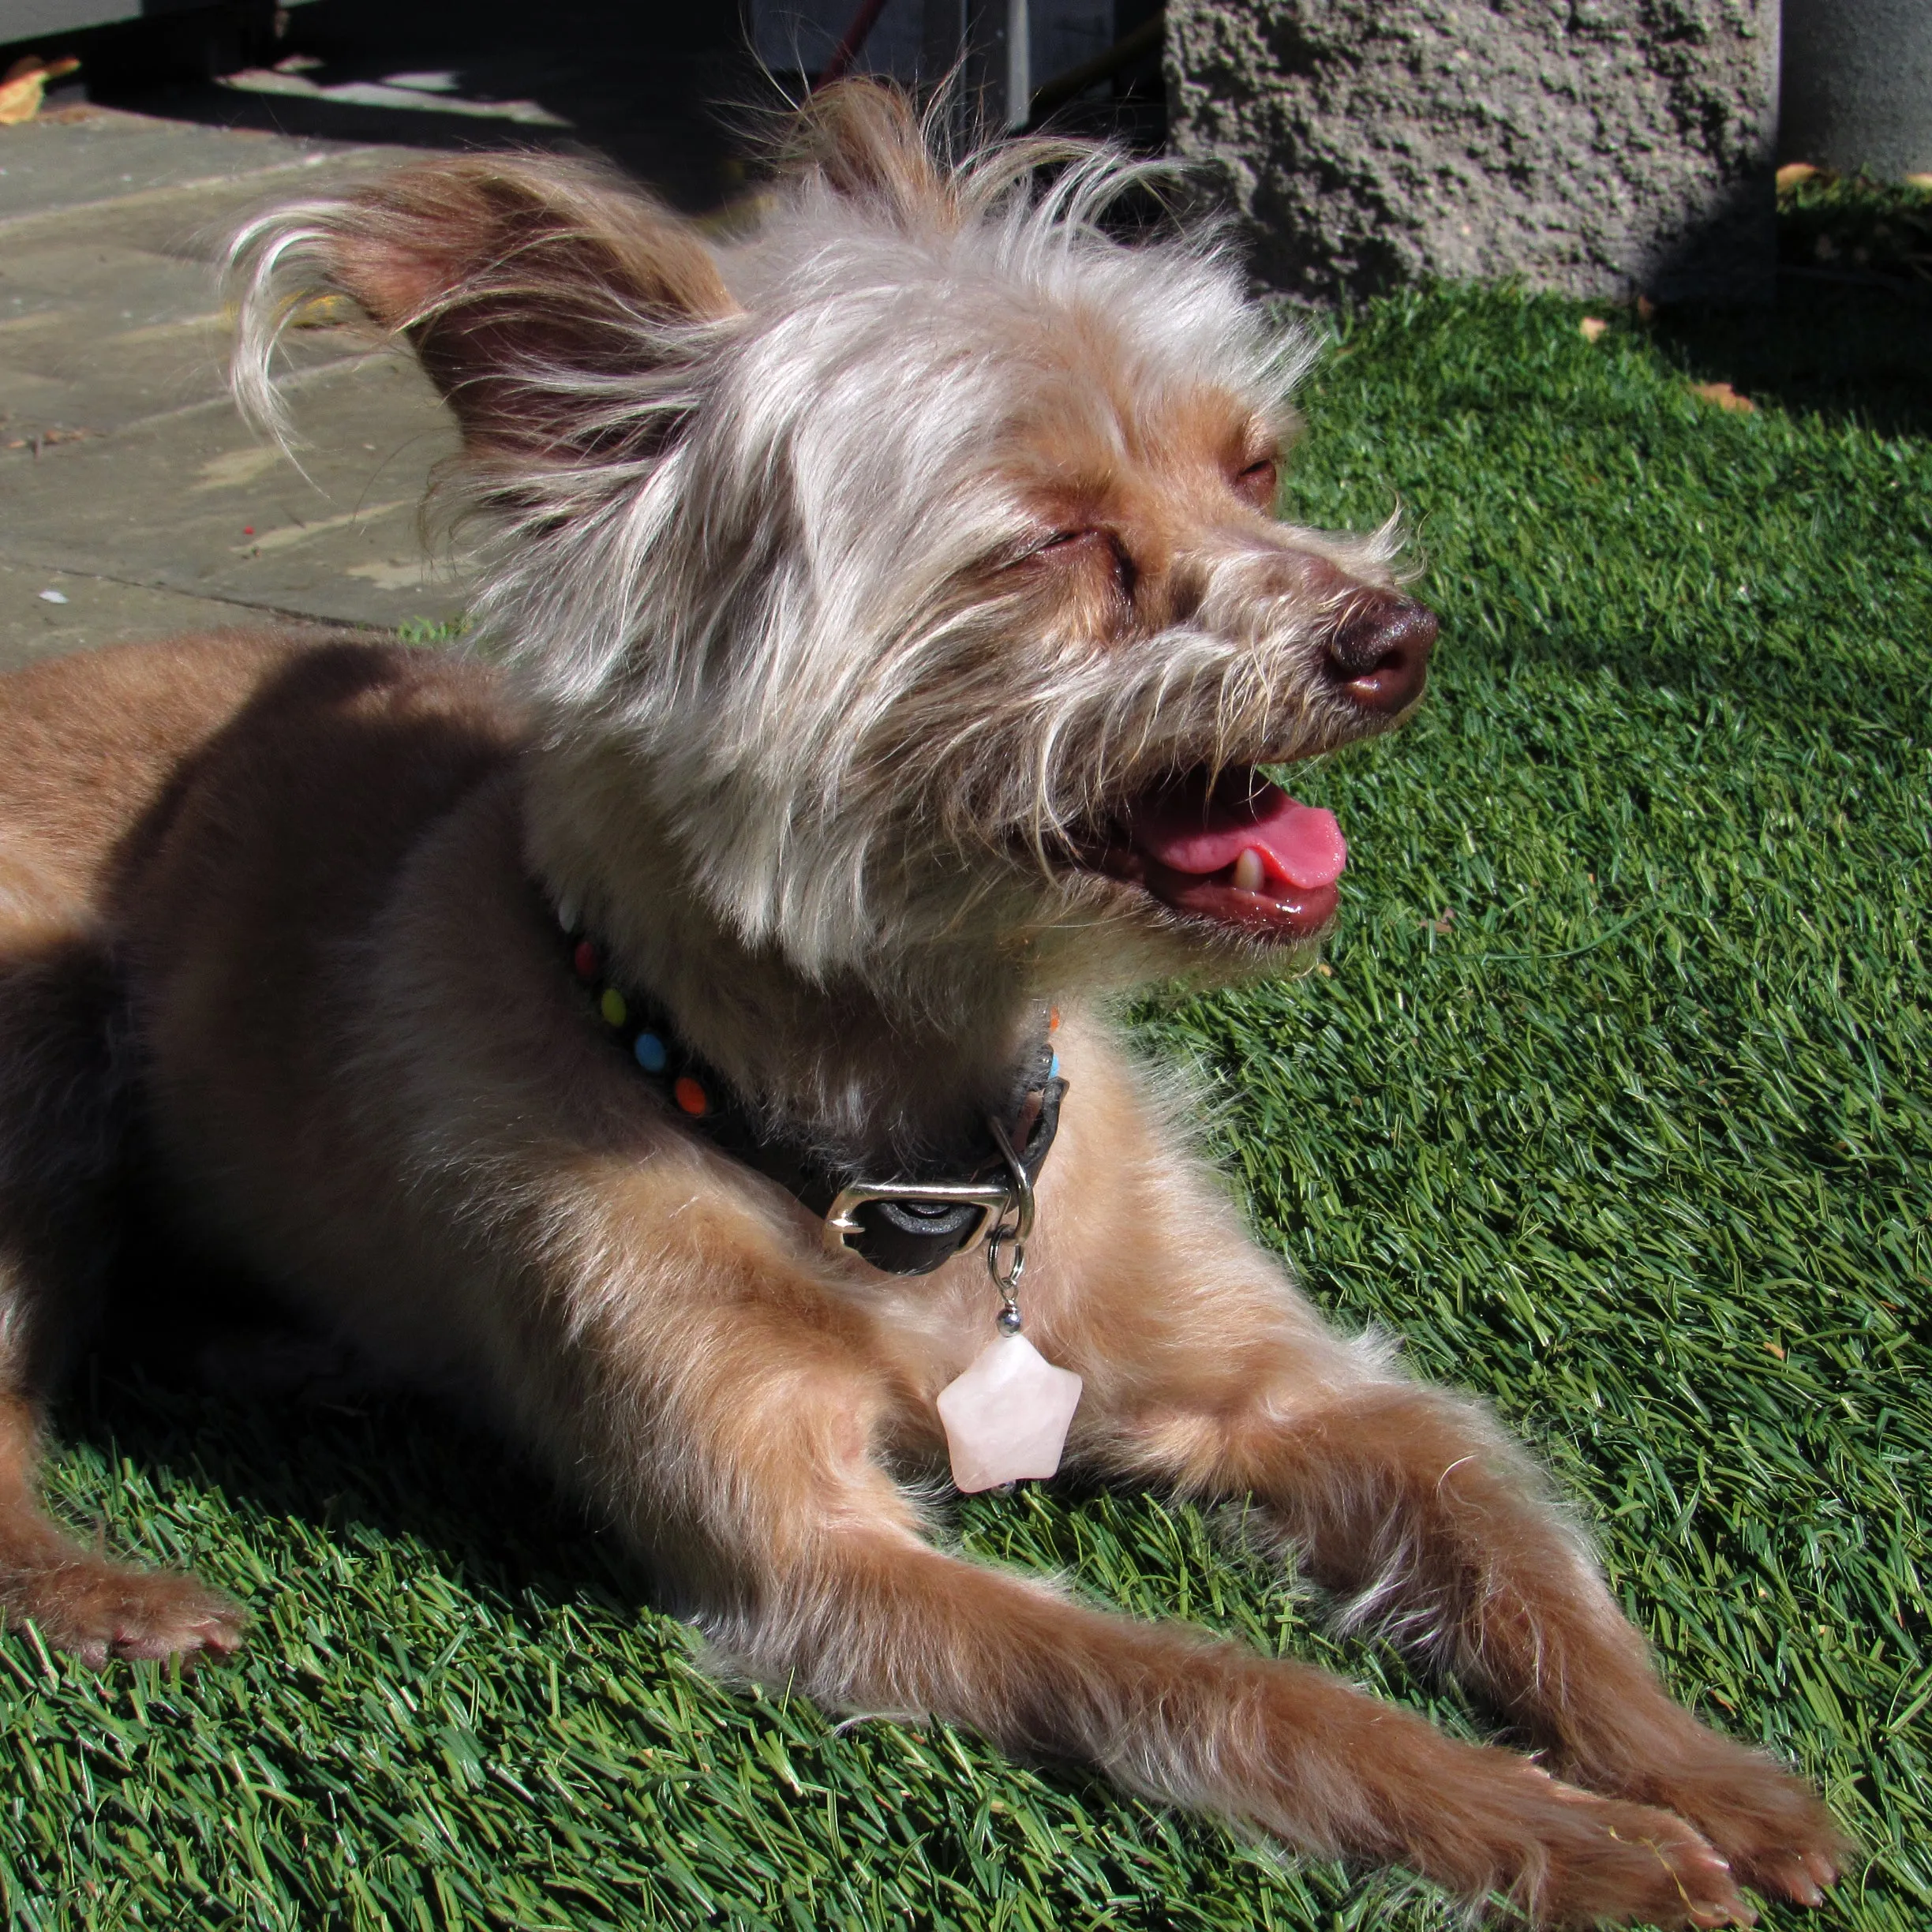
top-left (1166, 0), bottom-right (1780, 305)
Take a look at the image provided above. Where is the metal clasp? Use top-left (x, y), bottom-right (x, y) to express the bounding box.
top-left (820, 1115), bottom-right (1035, 1301)
top-left (822, 1176), bottom-right (1015, 1257)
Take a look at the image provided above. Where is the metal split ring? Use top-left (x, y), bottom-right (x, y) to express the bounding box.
top-left (984, 1117), bottom-right (1032, 1330)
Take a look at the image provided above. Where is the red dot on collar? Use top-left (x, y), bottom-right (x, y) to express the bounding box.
top-left (673, 1075), bottom-right (709, 1117)
top-left (573, 938), bottom-right (599, 981)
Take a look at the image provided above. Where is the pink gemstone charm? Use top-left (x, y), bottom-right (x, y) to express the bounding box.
top-left (936, 1334), bottom-right (1083, 1493)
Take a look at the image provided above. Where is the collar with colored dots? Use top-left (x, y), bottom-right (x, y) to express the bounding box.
top-left (557, 905), bottom-right (1066, 1277)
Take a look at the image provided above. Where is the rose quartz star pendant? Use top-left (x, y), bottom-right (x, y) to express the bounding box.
top-left (936, 1334), bottom-right (1084, 1492)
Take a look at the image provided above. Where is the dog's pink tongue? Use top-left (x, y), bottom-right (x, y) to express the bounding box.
top-left (1134, 781), bottom-right (1347, 889)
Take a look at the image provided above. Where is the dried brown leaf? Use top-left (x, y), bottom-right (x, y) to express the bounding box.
top-left (0, 55), bottom-right (80, 127)
top-left (1690, 380), bottom-right (1755, 414)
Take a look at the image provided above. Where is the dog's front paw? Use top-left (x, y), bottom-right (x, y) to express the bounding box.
top-left (7, 1556), bottom-right (245, 1668)
top-left (1633, 1742), bottom-right (1849, 1911)
top-left (1496, 1770), bottom-right (1756, 1928)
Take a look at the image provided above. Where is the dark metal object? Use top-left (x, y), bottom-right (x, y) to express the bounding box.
top-left (924, 0), bottom-right (1026, 138)
top-left (1782, 0), bottom-right (1932, 178)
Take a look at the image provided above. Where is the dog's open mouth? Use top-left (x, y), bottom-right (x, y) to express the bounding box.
top-left (1088, 768), bottom-right (1347, 942)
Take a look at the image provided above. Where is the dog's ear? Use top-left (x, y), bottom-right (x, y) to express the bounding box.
top-left (231, 155), bottom-right (737, 460)
top-left (782, 79), bottom-right (954, 230)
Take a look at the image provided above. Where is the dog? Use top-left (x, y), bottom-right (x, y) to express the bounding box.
top-left (0, 84), bottom-right (1841, 1926)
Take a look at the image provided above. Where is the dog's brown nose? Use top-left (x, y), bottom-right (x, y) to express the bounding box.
top-left (1322, 596), bottom-right (1436, 714)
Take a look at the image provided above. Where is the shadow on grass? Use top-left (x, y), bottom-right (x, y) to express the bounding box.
top-left (1655, 180), bottom-right (1932, 440)
top-left (1653, 279), bottom-right (1932, 442)
top-left (1410, 274), bottom-right (1929, 736)
top-left (66, 1233), bottom-right (649, 1625)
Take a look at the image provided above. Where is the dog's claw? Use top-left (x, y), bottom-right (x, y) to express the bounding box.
top-left (1500, 1772), bottom-right (1757, 1928)
top-left (1749, 1852), bottom-right (1833, 1911)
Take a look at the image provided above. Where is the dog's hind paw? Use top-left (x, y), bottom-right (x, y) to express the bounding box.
top-left (7, 1556), bottom-right (245, 1668)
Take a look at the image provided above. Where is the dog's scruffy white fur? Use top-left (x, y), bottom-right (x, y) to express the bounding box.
top-left (0, 84), bottom-right (1840, 1926)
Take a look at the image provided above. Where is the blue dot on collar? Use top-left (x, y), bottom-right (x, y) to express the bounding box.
top-left (634, 1032), bottom-right (668, 1073)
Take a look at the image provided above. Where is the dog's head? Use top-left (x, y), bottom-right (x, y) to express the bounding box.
top-left (231, 85), bottom-right (1432, 1013)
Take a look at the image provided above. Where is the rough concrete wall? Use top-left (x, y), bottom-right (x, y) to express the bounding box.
top-left (1166, 0), bottom-right (1780, 305)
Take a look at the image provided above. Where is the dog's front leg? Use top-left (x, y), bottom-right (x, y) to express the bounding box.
top-left (1077, 1260), bottom-right (1847, 1913)
top-left (554, 1271), bottom-right (1750, 1930)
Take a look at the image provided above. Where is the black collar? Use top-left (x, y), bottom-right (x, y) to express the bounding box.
top-left (556, 907), bottom-right (1066, 1275)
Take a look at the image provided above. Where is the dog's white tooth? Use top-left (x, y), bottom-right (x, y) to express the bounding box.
top-left (1232, 848), bottom-right (1265, 895)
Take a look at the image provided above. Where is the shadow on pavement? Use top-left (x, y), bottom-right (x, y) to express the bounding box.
top-left (86, 0), bottom-right (763, 212)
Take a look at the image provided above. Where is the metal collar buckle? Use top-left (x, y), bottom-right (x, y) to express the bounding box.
top-left (822, 1114), bottom-right (1036, 1284)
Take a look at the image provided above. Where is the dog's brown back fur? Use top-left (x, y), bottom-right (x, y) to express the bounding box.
top-left (0, 634), bottom-right (284, 898)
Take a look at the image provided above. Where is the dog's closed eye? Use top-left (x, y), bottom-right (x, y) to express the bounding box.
top-left (1033, 527), bottom-right (1136, 604)
top-left (1039, 527), bottom-right (1095, 551)
top-left (1233, 456), bottom-right (1279, 509)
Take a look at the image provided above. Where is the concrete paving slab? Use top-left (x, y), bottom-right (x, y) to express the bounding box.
top-left (0, 238), bottom-right (354, 435)
top-left (0, 107), bottom-right (472, 660)
top-left (1, 234), bottom-right (230, 315)
top-left (0, 557), bottom-right (356, 674)
top-left (0, 110), bottom-right (357, 224)
top-left (1, 143), bottom-right (399, 437)
top-left (0, 150), bottom-right (396, 256)
top-left (0, 351), bottom-right (466, 625)
top-left (0, 360), bottom-right (76, 431)
top-left (0, 315), bottom-right (231, 432)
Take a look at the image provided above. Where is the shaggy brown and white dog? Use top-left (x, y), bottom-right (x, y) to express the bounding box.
top-left (0, 87), bottom-right (1840, 1926)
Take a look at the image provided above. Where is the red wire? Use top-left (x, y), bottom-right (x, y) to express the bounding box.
top-left (814, 0), bottom-right (893, 88)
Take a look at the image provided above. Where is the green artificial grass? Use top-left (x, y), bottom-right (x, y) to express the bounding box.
top-left (7, 257), bottom-right (1929, 1928)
